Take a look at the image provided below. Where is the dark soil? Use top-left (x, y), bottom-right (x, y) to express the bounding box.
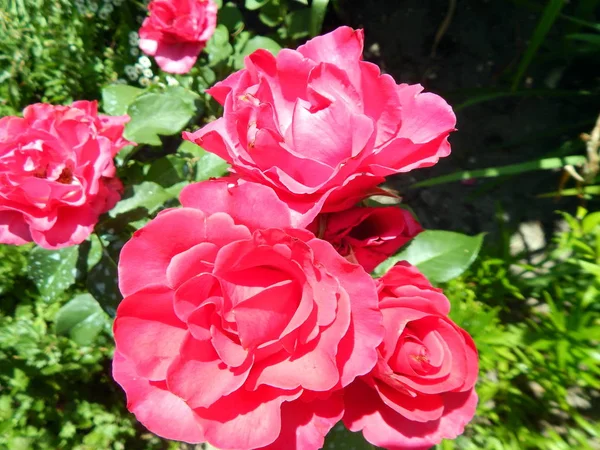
top-left (327, 0), bottom-right (600, 241)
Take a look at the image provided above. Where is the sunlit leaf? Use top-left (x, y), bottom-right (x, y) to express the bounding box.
top-left (309, 0), bottom-right (330, 37)
top-left (124, 89), bottom-right (197, 145)
top-left (101, 84), bottom-right (143, 116)
top-left (109, 181), bottom-right (176, 218)
top-left (55, 293), bottom-right (109, 345)
top-left (28, 246), bottom-right (79, 301)
top-left (374, 230), bottom-right (485, 283)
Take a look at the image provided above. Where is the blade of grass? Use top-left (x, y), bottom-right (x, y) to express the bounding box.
top-left (561, 14), bottom-right (600, 32)
top-left (454, 88), bottom-right (596, 111)
top-left (309, 0), bottom-right (329, 37)
top-left (411, 155), bottom-right (586, 188)
top-left (537, 185), bottom-right (600, 197)
top-left (511, 0), bottom-right (565, 91)
top-left (566, 33), bottom-right (600, 46)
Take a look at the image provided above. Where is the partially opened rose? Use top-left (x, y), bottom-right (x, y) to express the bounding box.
top-left (0, 101), bottom-right (131, 249)
top-left (113, 179), bottom-right (383, 449)
top-left (184, 26), bottom-right (456, 226)
top-left (309, 206), bottom-right (422, 272)
top-left (139, 0), bottom-right (218, 74)
top-left (343, 262), bottom-right (478, 450)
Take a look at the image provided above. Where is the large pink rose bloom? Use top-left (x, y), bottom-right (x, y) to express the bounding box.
top-left (113, 179), bottom-right (383, 450)
top-left (185, 26), bottom-right (456, 226)
top-left (139, 0), bottom-right (218, 74)
top-left (343, 262), bottom-right (479, 450)
top-left (0, 101), bottom-right (132, 249)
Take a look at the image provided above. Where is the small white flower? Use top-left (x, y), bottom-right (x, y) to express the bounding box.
top-left (98, 9), bottom-right (109, 19)
top-left (128, 31), bottom-right (138, 40)
top-left (116, 78), bottom-right (127, 84)
top-left (130, 47), bottom-right (140, 57)
top-left (103, 3), bottom-right (114, 12)
top-left (88, 1), bottom-right (98, 12)
top-left (138, 56), bottom-right (152, 68)
top-left (124, 65), bottom-right (137, 80)
top-left (142, 68), bottom-right (153, 78)
top-left (165, 76), bottom-right (179, 86)
top-left (139, 77), bottom-right (151, 87)
top-left (113, 0), bottom-right (124, 5)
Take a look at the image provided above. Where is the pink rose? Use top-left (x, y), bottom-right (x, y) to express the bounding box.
top-left (139, 0), bottom-right (218, 74)
top-left (309, 206), bottom-right (423, 272)
top-left (113, 179), bottom-right (383, 449)
top-left (0, 101), bottom-right (132, 249)
top-left (184, 26), bottom-right (456, 226)
top-left (343, 262), bottom-right (479, 450)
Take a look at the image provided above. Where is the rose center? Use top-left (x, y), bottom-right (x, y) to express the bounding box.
top-left (409, 345), bottom-right (435, 374)
top-left (56, 167), bottom-right (73, 184)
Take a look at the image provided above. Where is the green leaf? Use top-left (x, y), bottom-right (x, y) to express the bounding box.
top-left (101, 84), bottom-right (144, 116)
top-left (55, 294), bottom-right (109, 345)
top-left (234, 36), bottom-right (281, 69)
top-left (309, 0), bottom-right (330, 37)
top-left (259, 0), bottom-right (284, 27)
top-left (219, 2), bottom-right (244, 34)
top-left (146, 155), bottom-right (189, 188)
top-left (245, 0), bottom-right (270, 10)
top-left (582, 211), bottom-right (600, 233)
top-left (88, 254), bottom-right (122, 317)
top-left (87, 234), bottom-right (103, 269)
top-left (537, 185), bottom-right (600, 198)
top-left (576, 260), bottom-right (600, 277)
top-left (566, 33), bottom-right (600, 46)
top-left (177, 140), bottom-right (229, 181)
top-left (28, 246), bottom-right (79, 301)
top-left (323, 423), bottom-right (374, 449)
top-left (74, 234), bottom-right (103, 280)
top-left (374, 230), bottom-right (485, 282)
top-left (286, 9), bottom-right (311, 40)
top-left (511, 0), bottom-right (565, 90)
top-left (411, 155), bottom-right (587, 188)
top-left (109, 181), bottom-right (176, 218)
top-left (124, 89), bottom-right (197, 145)
top-left (205, 25), bottom-right (234, 67)
top-left (197, 66), bottom-right (217, 90)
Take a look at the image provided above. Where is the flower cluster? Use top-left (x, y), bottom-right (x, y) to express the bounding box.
top-left (0, 101), bottom-right (132, 249)
top-left (113, 26), bottom-right (479, 450)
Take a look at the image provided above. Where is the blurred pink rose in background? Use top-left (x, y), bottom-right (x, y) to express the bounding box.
top-left (139, 0), bottom-right (218, 74)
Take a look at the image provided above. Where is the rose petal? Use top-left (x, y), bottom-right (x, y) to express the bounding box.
top-left (114, 285), bottom-right (187, 380)
top-left (259, 393), bottom-right (344, 450)
top-left (118, 208), bottom-right (210, 297)
top-left (167, 334), bottom-right (252, 409)
top-left (195, 386), bottom-right (302, 449)
top-left (113, 351), bottom-right (205, 443)
top-left (179, 179), bottom-right (293, 230)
